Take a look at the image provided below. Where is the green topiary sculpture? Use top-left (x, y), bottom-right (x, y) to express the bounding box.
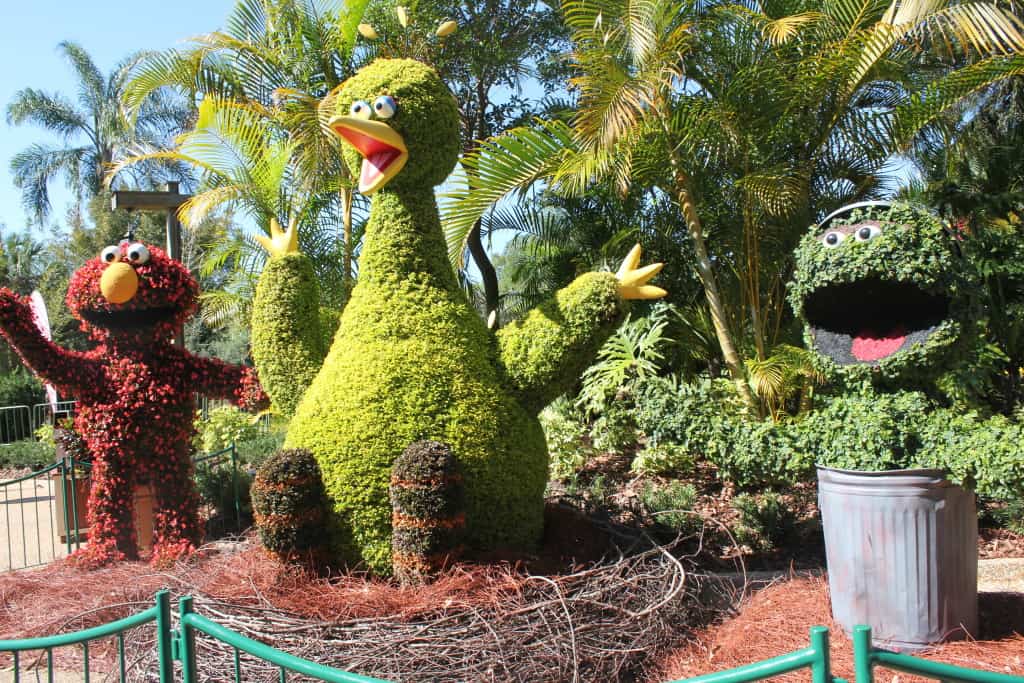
top-left (251, 448), bottom-right (329, 563)
top-left (281, 58), bottom-right (666, 574)
top-left (390, 440), bottom-right (464, 585)
top-left (251, 220), bottom-right (326, 417)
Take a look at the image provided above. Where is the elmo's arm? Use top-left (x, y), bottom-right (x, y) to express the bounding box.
top-left (184, 352), bottom-right (270, 412)
top-left (0, 288), bottom-right (102, 395)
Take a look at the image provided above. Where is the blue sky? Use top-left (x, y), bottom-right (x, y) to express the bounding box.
top-left (0, 0), bottom-right (234, 234)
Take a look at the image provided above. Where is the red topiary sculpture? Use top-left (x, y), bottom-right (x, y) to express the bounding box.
top-left (0, 236), bottom-right (268, 566)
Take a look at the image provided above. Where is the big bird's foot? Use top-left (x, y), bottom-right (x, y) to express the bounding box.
top-left (616, 244), bottom-right (667, 300)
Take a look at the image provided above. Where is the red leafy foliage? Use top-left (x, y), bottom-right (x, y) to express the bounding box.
top-left (0, 241), bottom-right (268, 567)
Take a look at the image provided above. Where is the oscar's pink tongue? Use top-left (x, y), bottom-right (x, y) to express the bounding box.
top-left (851, 327), bottom-right (906, 361)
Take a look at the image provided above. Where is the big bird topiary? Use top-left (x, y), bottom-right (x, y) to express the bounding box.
top-left (0, 238), bottom-right (267, 566)
top-left (276, 58), bottom-right (666, 574)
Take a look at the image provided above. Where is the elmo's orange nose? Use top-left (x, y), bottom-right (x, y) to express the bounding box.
top-left (100, 262), bottom-right (138, 304)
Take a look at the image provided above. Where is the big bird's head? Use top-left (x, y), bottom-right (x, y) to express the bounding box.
top-left (66, 238), bottom-right (198, 342)
top-left (327, 58), bottom-right (460, 195)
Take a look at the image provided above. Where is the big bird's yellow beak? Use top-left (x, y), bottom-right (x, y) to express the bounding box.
top-left (328, 116), bottom-right (408, 195)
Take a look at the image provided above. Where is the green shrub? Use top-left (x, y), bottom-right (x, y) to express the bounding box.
top-left (0, 439), bottom-right (53, 469)
top-left (731, 491), bottom-right (799, 552)
top-left (631, 443), bottom-right (694, 476)
top-left (590, 403), bottom-right (638, 455)
top-left (989, 497), bottom-right (1024, 534)
top-left (0, 368), bottom-right (44, 407)
top-left (236, 430), bottom-right (286, 469)
top-left (640, 481), bottom-right (699, 536)
top-left (195, 407), bottom-right (261, 454)
top-left (251, 253), bottom-right (325, 417)
top-left (251, 448), bottom-right (329, 561)
top-left (539, 399), bottom-right (591, 480)
top-left (194, 462), bottom-right (252, 532)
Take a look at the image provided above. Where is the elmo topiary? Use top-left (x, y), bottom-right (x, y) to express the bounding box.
top-left (0, 236), bottom-right (267, 566)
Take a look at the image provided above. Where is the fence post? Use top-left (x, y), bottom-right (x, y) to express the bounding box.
top-left (230, 443), bottom-right (241, 530)
top-left (155, 590), bottom-right (174, 683)
top-left (178, 596), bottom-right (198, 683)
top-left (59, 459), bottom-right (73, 556)
top-left (809, 626), bottom-right (833, 683)
top-left (852, 625), bottom-right (874, 683)
top-left (67, 457), bottom-right (81, 552)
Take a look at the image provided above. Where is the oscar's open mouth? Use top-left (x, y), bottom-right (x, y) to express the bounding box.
top-left (80, 307), bottom-right (178, 330)
top-left (803, 278), bottom-right (949, 365)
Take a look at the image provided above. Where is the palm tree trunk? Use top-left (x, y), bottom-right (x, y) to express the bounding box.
top-left (467, 217), bottom-right (500, 318)
top-left (663, 145), bottom-right (757, 413)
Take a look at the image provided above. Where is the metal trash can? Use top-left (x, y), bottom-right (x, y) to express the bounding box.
top-left (817, 466), bottom-right (977, 651)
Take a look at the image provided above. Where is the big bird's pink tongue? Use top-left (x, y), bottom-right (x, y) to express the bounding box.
top-left (851, 326), bottom-right (907, 361)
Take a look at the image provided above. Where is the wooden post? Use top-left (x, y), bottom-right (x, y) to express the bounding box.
top-left (110, 183), bottom-right (193, 347)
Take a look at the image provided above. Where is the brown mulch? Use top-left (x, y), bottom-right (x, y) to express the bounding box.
top-left (980, 527), bottom-right (1024, 559)
top-left (648, 575), bottom-right (1024, 683)
top-left (0, 538), bottom-right (530, 641)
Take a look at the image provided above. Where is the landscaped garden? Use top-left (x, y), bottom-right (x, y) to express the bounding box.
top-left (0, 0), bottom-right (1022, 681)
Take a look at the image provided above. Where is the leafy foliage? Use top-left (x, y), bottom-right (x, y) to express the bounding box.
top-left (251, 252), bottom-right (325, 416)
top-left (194, 406), bottom-right (262, 454)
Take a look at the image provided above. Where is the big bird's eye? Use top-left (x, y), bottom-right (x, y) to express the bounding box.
top-left (822, 231), bottom-right (846, 248)
top-left (854, 225), bottom-right (882, 242)
top-left (100, 246), bottom-right (121, 263)
top-left (373, 95), bottom-right (397, 119)
top-left (126, 243), bottom-right (150, 265)
top-left (349, 100), bottom-right (371, 119)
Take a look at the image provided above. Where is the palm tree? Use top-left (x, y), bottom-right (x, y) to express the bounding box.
top-left (6, 41), bottom-right (191, 225)
top-left (443, 0), bottom-right (1024, 413)
top-left (122, 0), bottom-right (370, 297)
top-left (111, 96), bottom-right (351, 322)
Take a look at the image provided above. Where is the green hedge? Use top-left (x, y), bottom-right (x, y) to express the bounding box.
top-left (638, 377), bottom-right (1024, 500)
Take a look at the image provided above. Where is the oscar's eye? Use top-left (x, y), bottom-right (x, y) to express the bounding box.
top-left (855, 225), bottom-right (882, 242)
top-left (822, 231), bottom-right (846, 248)
top-left (126, 243), bottom-right (150, 265)
top-left (101, 246), bottom-right (121, 263)
top-left (349, 100), bottom-right (371, 119)
top-left (373, 95), bottom-right (397, 119)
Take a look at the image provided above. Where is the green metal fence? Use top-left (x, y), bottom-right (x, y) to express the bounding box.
top-left (2, 596), bottom-right (1022, 683)
top-left (0, 457), bottom-right (91, 571)
top-left (0, 444), bottom-right (245, 573)
top-left (0, 590), bottom-right (173, 682)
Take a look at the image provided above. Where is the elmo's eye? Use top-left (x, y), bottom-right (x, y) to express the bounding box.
top-left (349, 100), bottom-right (371, 119)
top-left (373, 95), bottom-right (396, 119)
top-left (822, 231), bottom-right (846, 248)
top-left (126, 243), bottom-right (150, 265)
top-left (855, 225), bottom-right (882, 242)
top-left (101, 246), bottom-right (120, 263)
